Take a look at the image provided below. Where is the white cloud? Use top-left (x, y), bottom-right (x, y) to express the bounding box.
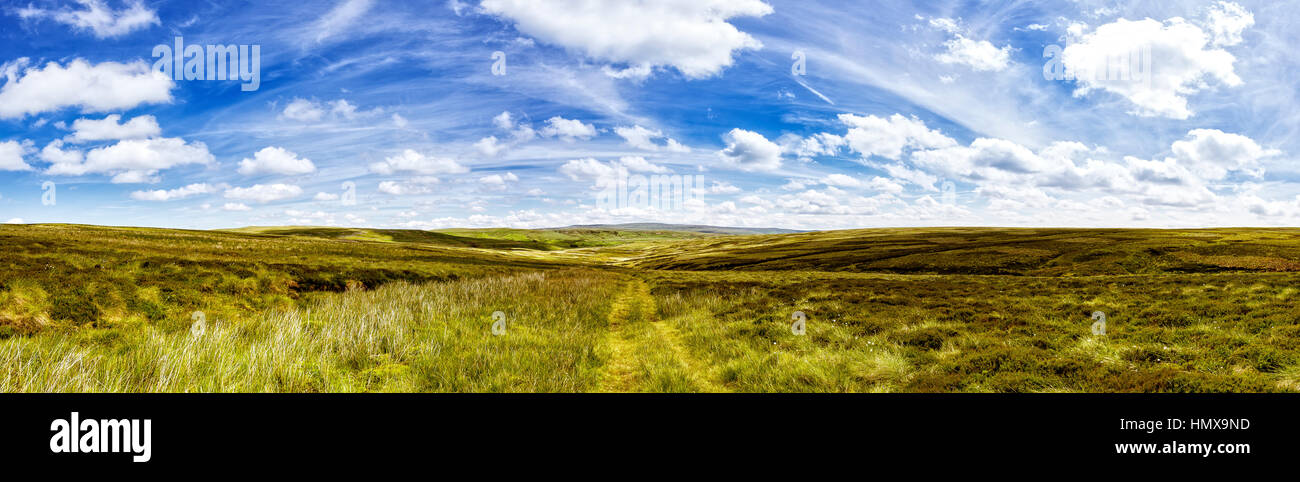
top-left (821, 174), bottom-right (905, 194)
top-left (704, 181), bottom-right (741, 194)
top-left (282, 98), bottom-right (325, 122)
top-left (224, 184), bottom-right (304, 203)
top-left (45, 137), bottom-right (213, 183)
top-left (838, 113), bottom-right (956, 160)
top-left (481, 111), bottom-right (538, 154)
top-left (475, 136), bottom-right (507, 157)
top-left (822, 173), bottom-right (862, 187)
top-left (312, 0), bottom-right (375, 43)
top-left (928, 17), bottom-right (960, 34)
top-left (38, 140), bottom-right (82, 166)
top-left (279, 98), bottom-right (378, 123)
top-left (368, 149), bottom-right (469, 175)
top-left (1205, 1), bottom-right (1254, 47)
top-left (493, 111), bottom-right (517, 130)
top-left (936, 36), bottom-right (1011, 72)
top-left (130, 183), bottom-right (217, 201)
top-left (237, 146), bottom-right (317, 176)
top-left (1063, 17), bottom-right (1245, 119)
top-left (4, 218), bottom-right (24, 224)
top-left (222, 203), bottom-right (252, 212)
top-left (480, 0), bottom-right (773, 79)
top-left (65, 114), bottom-right (160, 143)
top-left (314, 192), bottom-right (339, 201)
top-left (0, 140), bottom-right (34, 171)
top-left (782, 132), bottom-right (846, 161)
top-left (879, 163), bottom-right (939, 191)
top-left (329, 99), bottom-right (359, 119)
top-left (0, 58), bottom-right (173, 119)
top-left (559, 158), bottom-right (619, 182)
top-left (927, 17), bottom-right (1011, 72)
top-left (615, 125), bottom-right (690, 152)
top-left (538, 116), bottom-right (597, 142)
top-left (1170, 128), bottom-right (1277, 180)
top-left (617, 156), bottom-right (669, 174)
top-left (478, 172), bottom-right (519, 186)
top-left (718, 128), bottom-right (782, 171)
top-left (378, 178), bottom-right (439, 195)
top-left (18, 0), bottom-right (159, 38)
top-left (108, 170), bottom-right (158, 184)
top-left (391, 113), bottom-right (409, 128)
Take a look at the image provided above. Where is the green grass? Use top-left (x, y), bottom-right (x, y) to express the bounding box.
top-left (0, 270), bottom-right (619, 392)
top-left (4, 224), bottom-right (1300, 392)
top-left (0, 223), bottom-right (565, 334)
top-left (645, 270), bottom-right (1300, 392)
top-left (627, 227), bottom-right (1300, 275)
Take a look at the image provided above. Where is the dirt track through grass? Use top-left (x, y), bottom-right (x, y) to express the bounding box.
top-left (597, 278), bottom-right (725, 392)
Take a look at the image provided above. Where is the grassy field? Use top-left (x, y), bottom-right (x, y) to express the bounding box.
top-left (3, 224), bottom-right (1300, 392)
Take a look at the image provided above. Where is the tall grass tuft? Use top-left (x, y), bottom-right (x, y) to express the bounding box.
top-left (0, 270), bottom-right (619, 392)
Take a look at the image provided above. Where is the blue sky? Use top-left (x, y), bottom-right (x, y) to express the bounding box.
top-left (0, 0), bottom-right (1297, 230)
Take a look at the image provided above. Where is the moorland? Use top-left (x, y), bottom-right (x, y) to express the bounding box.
top-left (2, 223), bottom-right (1299, 392)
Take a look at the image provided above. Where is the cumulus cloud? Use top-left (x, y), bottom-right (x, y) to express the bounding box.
top-left (224, 184), bottom-right (303, 203)
top-left (478, 172), bottom-right (519, 188)
top-left (1062, 15), bottom-right (1247, 119)
top-left (493, 111), bottom-right (518, 131)
top-left (781, 132), bottom-right (846, 161)
top-left (368, 149), bottom-right (469, 175)
top-left (45, 137), bottom-right (213, 183)
top-left (1170, 128), bottom-right (1277, 180)
top-left (474, 136), bottom-right (507, 157)
top-left (936, 36), bottom-right (1012, 72)
top-left (0, 140), bottom-right (34, 171)
top-left (65, 114), bottom-right (160, 143)
top-left (902, 122), bottom-right (1277, 212)
top-left (616, 156), bottom-right (670, 173)
top-left (130, 183), bottom-right (218, 201)
top-left (1205, 1), bottom-right (1254, 47)
top-left (0, 58), bottom-right (173, 119)
top-left (538, 116), bottom-right (597, 142)
top-left (480, 0), bottom-right (773, 79)
top-left (237, 146), bottom-right (317, 176)
top-left (838, 113), bottom-right (956, 160)
top-left (559, 157), bottom-right (620, 182)
top-left (558, 156), bottom-right (670, 185)
top-left (928, 17), bottom-right (1011, 72)
top-left (718, 128), bottom-right (782, 171)
top-left (391, 113), bottom-right (409, 128)
top-left (281, 98), bottom-right (325, 122)
top-left (280, 98), bottom-right (377, 122)
top-left (17, 0), bottom-right (159, 38)
top-left (475, 111), bottom-right (540, 157)
top-left (615, 125), bottom-right (690, 152)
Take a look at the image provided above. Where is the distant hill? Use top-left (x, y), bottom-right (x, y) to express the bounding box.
top-left (626, 227), bottom-right (1300, 276)
top-left (223, 226), bottom-right (555, 250)
top-left (224, 225), bottom-right (725, 250)
top-left (560, 223), bottom-right (803, 235)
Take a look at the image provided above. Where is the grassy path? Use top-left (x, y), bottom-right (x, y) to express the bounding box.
top-left (596, 280), bottom-right (640, 392)
top-left (596, 277), bottom-right (726, 393)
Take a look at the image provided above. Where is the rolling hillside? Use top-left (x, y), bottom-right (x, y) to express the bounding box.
top-left (627, 227), bottom-right (1300, 275)
top-left (5, 223), bottom-right (1300, 393)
